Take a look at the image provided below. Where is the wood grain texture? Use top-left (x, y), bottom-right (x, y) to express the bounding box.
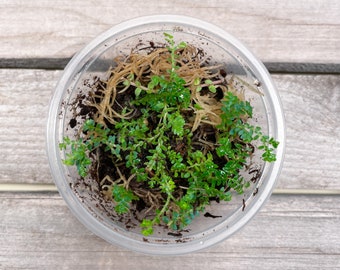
top-left (0, 0), bottom-right (339, 64)
top-left (0, 69), bottom-right (60, 184)
top-left (273, 74), bottom-right (340, 190)
top-left (0, 193), bottom-right (339, 269)
top-left (0, 69), bottom-right (339, 190)
top-left (1, 1), bottom-right (338, 268)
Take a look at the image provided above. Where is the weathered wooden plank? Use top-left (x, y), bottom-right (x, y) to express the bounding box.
top-left (0, 0), bottom-right (339, 64)
top-left (274, 74), bottom-right (340, 190)
top-left (0, 69), bottom-right (340, 190)
top-left (0, 69), bottom-right (60, 184)
top-left (0, 193), bottom-right (339, 269)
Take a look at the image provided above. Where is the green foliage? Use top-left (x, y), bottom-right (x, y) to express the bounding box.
top-left (131, 33), bottom-right (191, 111)
top-left (112, 184), bottom-right (138, 214)
top-left (59, 136), bottom-right (92, 178)
top-left (59, 119), bottom-right (123, 177)
top-left (164, 32), bottom-right (187, 74)
top-left (60, 33), bottom-right (279, 236)
top-left (134, 73), bottom-right (190, 111)
top-left (217, 92), bottom-right (278, 162)
top-left (167, 112), bottom-right (185, 137)
top-left (205, 79), bottom-right (217, 93)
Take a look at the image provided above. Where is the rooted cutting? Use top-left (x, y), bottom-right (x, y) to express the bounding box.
top-left (60, 33), bottom-right (278, 236)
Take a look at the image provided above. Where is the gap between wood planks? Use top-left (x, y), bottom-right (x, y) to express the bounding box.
top-left (1, 183), bottom-right (340, 195)
top-left (1, 58), bottom-right (340, 74)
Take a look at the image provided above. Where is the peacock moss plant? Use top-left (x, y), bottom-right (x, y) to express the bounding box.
top-left (59, 33), bottom-right (279, 236)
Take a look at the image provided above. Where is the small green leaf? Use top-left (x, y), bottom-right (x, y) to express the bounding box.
top-left (142, 227), bottom-right (154, 236)
top-left (208, 85), bottom-right (217, 93)
top-left (59, 142), bottom-right (67, 150)
top-left (127, 73), bottom-right (134, 81)
top-left (182, 172), bottom-right (191, 178)
top-left (163, 32), bottom-right (174, 40)
top-left (168, 113), bottom-right (185, 137)
top-left (112, 185), bottom-right (137, 214)
top-left (135, 87), bottom-right (142, 97)
top-left (62, 158), bottom-right (74, 166)
top-left (194, 103), bottom-right (203, 110)
top-left (141, 219), bottom-right (154, 236)
top-left (194, 77), bottom-right (200, 86)
top-left (83, 119), bottom-right (95, 132)
top-left (178, 41), bottom-right (187, 49)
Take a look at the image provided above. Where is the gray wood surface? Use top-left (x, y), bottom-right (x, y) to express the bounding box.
top-left (1, 1), bottom-right (340, 268)
top-left (0, 0), bottom-right (340, 64)
top-left (1, 193), bottom-right (339, 269)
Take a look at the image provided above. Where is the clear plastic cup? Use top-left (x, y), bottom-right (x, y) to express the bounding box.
top-left (46, 15), bottom-right (285, 255)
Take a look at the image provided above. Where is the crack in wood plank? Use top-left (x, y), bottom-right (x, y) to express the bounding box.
top-left (1, 184), bottom-right (340, 196)
top-left (1, 58), bottom-right (340, 74)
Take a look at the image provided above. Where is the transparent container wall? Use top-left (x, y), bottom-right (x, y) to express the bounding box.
top-left (52, 16), bottom-right (283, 255)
